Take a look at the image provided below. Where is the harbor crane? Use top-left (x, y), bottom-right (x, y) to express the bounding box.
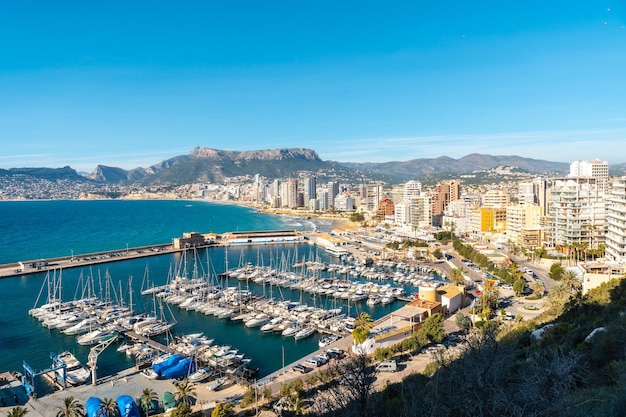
top-left (87, 332), bottom-right (119, 386)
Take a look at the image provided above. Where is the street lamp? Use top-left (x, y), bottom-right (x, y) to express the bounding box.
top-left (126, 243), bottom-right (129, 256)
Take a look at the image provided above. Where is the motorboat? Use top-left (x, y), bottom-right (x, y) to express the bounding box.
top-left (294, 326), bottom-right (316, 340)
top-left (56, 351), bottom-right (91, 386)
top-left (282, 322), bottom-right (301, 337)
top-left (245, 313), bottom-right (270, 328)
top-left (206, 377), bottom-right (227, 391)
top-left (318, 334), bottom-right (339, 348)
top-left (188, 367), bottom-right (212, 383)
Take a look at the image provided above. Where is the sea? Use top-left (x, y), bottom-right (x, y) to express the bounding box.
top-left (0, 200), bottom-right (426, 386)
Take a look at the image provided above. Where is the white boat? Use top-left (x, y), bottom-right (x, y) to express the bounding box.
top-left (63, 318), bottom-right (99, 335)
top-left (206, 377), bottom-right (227, 391)
top-left (188, 367), bottom-right (212, 383)
top-left (77, 328), bottom-right (116, 345)
top-left (141, 368), bottom-right (160, 379)
top-left (318, 334), bottom-right (339, 348)
top-left (294, 326), bottom-right (316, 340)
top-left (245, 313), bottom-right (270, 328)
top-left (282, 322), bottom-right (301, 337)
top-left (56, 351), bottom-right (91, 386)
top-left (260, 317), bottom-right (283, 333)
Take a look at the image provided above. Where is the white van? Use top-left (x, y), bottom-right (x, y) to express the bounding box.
top-left (376, 360), bottom-right (397, 372)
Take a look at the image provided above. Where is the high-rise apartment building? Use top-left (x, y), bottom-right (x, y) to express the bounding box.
top-left (606, 176), bottom-right (626, 264)
top-left (432, 180), bottom-right (460, 227)
top-left (327, 181), bottom-right (339, 208)
top-left (303, 176), bottom-right (316, 203)
top-left (546, 177), bottom-right (606, 250)
top-left (569, 159), bottom-right (609, 192)
top-left (482, 190), bottom-right (511, 208)
top-left (518, 182), bottom-right (537, 205)
top-left (506, 203), bottom-right (542, 246)
top-left (366, 183), bottom-right (384, 212)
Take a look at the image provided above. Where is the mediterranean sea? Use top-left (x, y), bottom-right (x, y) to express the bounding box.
top-left (0, 200), bottom-right (416, 386)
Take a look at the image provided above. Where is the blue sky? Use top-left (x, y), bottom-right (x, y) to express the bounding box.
top-left (1, 1), bottom-right (625, 171)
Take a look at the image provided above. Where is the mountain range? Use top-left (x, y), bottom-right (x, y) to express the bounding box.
top-left (4, 147), bottom-right (625, 187)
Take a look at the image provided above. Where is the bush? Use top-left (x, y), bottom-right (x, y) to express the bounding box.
top-left (375, 347), bottom-right (394, 361)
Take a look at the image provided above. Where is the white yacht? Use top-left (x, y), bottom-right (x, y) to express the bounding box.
top-left (56, 351), bottom-right (91, 386)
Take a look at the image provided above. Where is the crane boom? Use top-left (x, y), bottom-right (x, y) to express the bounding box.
top-left (87, 332), bottom-right (119, 386)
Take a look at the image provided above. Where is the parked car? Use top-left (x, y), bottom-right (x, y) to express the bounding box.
top-left (292, 364), bottom-right (312, 374)
top-left (376, 360), bottom-right (397, 372)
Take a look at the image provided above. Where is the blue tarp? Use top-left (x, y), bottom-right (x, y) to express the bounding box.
top-left (117, 395), bottom-right (141, 417)
top-left (152, 354), bottom-right (184, 376)
top-left (160, 357), bottom-right (196, 379)
top-left (86, 397), bottom-right (104, 417)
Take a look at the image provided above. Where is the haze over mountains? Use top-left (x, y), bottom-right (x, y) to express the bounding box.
top-left (3, 147), bottom-right (626, 187)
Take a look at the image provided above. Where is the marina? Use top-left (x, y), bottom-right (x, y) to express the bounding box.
top-left (0, 200), bottom-right (448, 414)
top-left (7, 240), bottom-right (444, 396)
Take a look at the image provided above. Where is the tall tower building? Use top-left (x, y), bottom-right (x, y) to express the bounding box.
top-left (366, 183), bottom-right (384, 212)
top-left (606, 176), bottom-right (626, 264)
top-left (303, 176), bottom-right (316, 203)
top-left (432, 180), bottom-right (460, 227)
top-left (547, 177), bottom-right (606, 250)
top-left (327, 181), bottom-right (339, 208)
top-left (569, 159), bottom-right (609, 192)
top-left (518, 182), bottom-right (537, 205)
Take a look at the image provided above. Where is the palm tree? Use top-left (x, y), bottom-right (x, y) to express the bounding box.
top-left (98, 398), bottom-right (119, 417)
top-left (175, 381), bottom-right (197, 406)
top-left (6, 407), bottom-right (29, 417)
top-left (561, 269), bottom-right (582, 296)
top-left (139, 388), bottom-right (158, 417)
top-left (449, 267), bottom-right (465, 285)
top-left (56, 396), bottom-right (85, 417)
top-left (355, 312), bottom-right (373, 332)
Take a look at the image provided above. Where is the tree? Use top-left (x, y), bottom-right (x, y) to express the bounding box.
top-left (449, 267), bottom-right (466, 285)
top-left (549, 262), bottom-right (565, 281)
top-left (419, 313), bottom-right (446, 343)
top-left (139, 388), bottom-right (158, 417)
top-left (174, 381), bottom-right (196, 406)
top-left (308, 354), bottom-right (378, 417)
top-left (352, 312), bottom-right (374, 344)
top-left (454, 311), bottom-right (472, 332)
top-left (6, 407), bottom-right (28, 417)
top-left (56, 396), bottom-right (85, 417)
top-left (171, 402), bottom-right (191, 417)
top-left (432, 248), bottom-right (443, 259)
top-left (98, 398), bottom-right (119, 417)
top-left (513, 277), bottom-right (526, 296)
top-left (211, 402), bottom-right (234, 417)
top-left (356, 312), bottom-right (373, 331)
top-left (561, 269), bottom-right (583, 297)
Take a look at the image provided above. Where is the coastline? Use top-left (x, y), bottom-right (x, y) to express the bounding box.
top-left (213, 199), bottom-right (360, 232)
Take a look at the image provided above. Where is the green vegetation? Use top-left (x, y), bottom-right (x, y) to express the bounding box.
top-left (385, 239), bottom-right (429, 251)
top-left (453, 240), bottom-right (523, 284)
top-left (352, 312), bottom-right (374, 344)
top-left (350, 212), bottom-right (365, 222)
top-left (210, 402), bottom-right (234, 417)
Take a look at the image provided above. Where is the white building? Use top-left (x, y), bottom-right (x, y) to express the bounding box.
top-left (334, 194), bottom-right (356, 211)
top-left (606, 176), bottom-right (626, 264)
top-left (569, 159), bottom-right (609, 192)
top-left (547, 177), bottom-right (606, 250)
top-left (482, 190), bottom-right (511, 208)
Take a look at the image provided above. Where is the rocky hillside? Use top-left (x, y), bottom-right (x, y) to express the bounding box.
top-left (88, 147), bottom-right (378, 186)
top-left (340, 153), bottom-right (570, 179)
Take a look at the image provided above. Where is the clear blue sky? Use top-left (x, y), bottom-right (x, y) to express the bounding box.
top-left (1, 1), bottom-right (625, 171)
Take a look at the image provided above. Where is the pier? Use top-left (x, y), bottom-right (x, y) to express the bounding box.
top-left (0, 229), bottom-right (309, 279)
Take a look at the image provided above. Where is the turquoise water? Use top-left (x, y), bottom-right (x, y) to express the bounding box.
top-left (0, 200), bottom-right (412, 384)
